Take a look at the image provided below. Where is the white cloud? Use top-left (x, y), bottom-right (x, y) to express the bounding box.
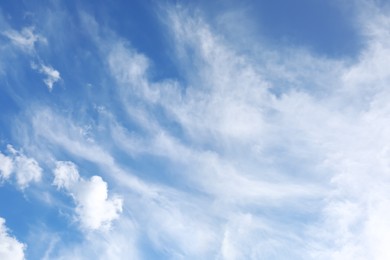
top-left (0, 217), bottom-right (25, 260)
top-left (0, 146), bottom-right (42, 189)
top-left (54, 161), bottom-right (123, 231)
top-left (0, 152), bottom-right (13, 180)
top-left (28, 107), bottom-right (155, 196)
top-left (3, 27), bottom-right (46, 53)
top-left (101, 4), bottom-right (390, 258)
top-left (3, 25), bottom-right (60, 91)
top-left (107, 43), bottom-right (160, 104)
top-left (63, 10), bottom-right (327, 258)
top-left (74, 175), bottom-right (123, 231)
top-left (53, 161), bottom-right (80, 189)
top-left (13, 154), bottom-right (42, 189)
top-left (219, 214), bottom-right (292, 260)
top-left (31, 62), bottom-right (61, 91)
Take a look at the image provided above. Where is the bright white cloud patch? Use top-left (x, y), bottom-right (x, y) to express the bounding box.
top-left (54, 161), bottom-right (123, 231)
top-left (0, 218), bottom-right (25, 260)
top-left (0, 146), bottom-right (42, 189)
top-left (74, 175), bottom-right (123, 231)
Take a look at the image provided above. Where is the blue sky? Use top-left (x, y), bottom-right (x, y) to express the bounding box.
top-left (1, 0), bottom-right (390, 259)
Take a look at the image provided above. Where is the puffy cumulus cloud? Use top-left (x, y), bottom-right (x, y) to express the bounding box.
top-left (74, 176), bottom-right (123, 231)
top-left (54, 161), bottom-right (123, 231)
top-left (0, 217), bottom-right (25, 260)
top-left (31, 62), bottom-right (61, 91)
top-left (3, 27), bottom-right (46, 53)
top-left (0, 145), bottom-right (42, 189)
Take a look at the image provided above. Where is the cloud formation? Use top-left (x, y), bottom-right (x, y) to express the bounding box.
top-left (2, 1), bottom-right (390, 259)
top-left (3, 27), bottom-right (46, 53)
top-left (0, 146), bottom-right (42, 189)
top-left (0, 218), bottom-right (25, 260)
top-left (0, 153), bottom-right (13, 180)
top-left (54, 161), bottom-right (123, 231)
top-left (31, 62), bottom-right (61, 91)
top-left (3, 25), bottom-right (60, 91)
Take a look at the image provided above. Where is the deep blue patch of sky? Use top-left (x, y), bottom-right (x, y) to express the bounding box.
top-left (196, 0), bottom-right (363, 58)
top-left (254, 0), bottom-right (362, 57)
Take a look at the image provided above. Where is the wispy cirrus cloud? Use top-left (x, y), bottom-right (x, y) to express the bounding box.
top-left (3, 25), bottom-right (61, 91)
top-left (3, 27), bottom-right (46, 53)
top-left (98, 3), bottom-right (390, 258)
